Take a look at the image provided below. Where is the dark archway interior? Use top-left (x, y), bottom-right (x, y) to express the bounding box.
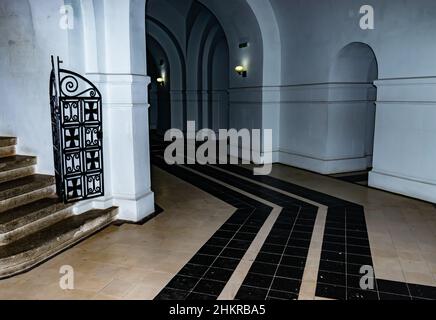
top-left (331, 42), bottom-right (379, 170)
top-left (146, 0), bottom-right (230, 136)
top-left (147, 37), bottom-right (172, 135)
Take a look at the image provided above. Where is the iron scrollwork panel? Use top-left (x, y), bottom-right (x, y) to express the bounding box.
top-left (50, 56), bottom-right (104, 203)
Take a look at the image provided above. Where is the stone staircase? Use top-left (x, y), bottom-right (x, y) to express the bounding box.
top-left (0, 137), bottom-right (117, 278)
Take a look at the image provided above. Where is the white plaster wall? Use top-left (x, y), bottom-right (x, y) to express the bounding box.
top-left (199, 0), bottom-right (265, 89)
top-left (1, 0), bottom-right (155, 221)
top-left (369, 78), bottom-right (436, 203)
top-left (278, 83), bottom-right (377, 173)
top-left (270, 0), bottom-right (436, 200)
top-left (195, 0), bottom-right (267, 136)
top-left (0, 0), bottom-right (69, 174)
top-left (271, 0), bottom-right (436, 84)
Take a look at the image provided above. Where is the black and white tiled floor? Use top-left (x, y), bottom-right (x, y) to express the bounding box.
top-left (152, 154), bottom-right (318, 300)
top-left (152, 156), bottom-right (273, 300)
top-left (150, 139), bottom-right (436, 300)
top-left (3, 139), bottom-right (435, 300)
top-left (216, 164), bottom-right (436, 300)
top-left (235, 206), bottom-right (316, 300)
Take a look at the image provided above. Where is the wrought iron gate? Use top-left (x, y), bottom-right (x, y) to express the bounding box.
top-left (50, 56), bottom-right (104, 203)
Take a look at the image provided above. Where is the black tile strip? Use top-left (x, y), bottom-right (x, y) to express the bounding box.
top-left (152, 156), bottom-right (272, 300)
top-left (172, 161), bottom-right (319, 300)
top-left (236, 207), bottom-right (317, 300)
top-left (212, 164), bottom-right (436, 300)
top-left (152, 148), bottom-right (320, 300)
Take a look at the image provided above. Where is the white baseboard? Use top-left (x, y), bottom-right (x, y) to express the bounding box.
top-left (73, 191), bottom-right (156, 222)
top-left (278, 151), bottom-right (368, 174)
top-left (369, 170), bottom-right (436, 204)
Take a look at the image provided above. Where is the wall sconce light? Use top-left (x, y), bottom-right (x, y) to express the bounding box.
top-left (157, 77), bottom-right (165, 86)
top-left (235, 65), bottom-right (247, 78)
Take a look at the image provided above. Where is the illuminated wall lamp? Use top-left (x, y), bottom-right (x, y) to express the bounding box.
top-left (235, 65), bottom-right (247, 78)
top-left (157, 77), bottom-right (165, 86)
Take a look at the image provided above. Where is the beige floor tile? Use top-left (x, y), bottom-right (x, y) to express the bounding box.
top-left (91, 293), bottom-right (118, 300)
top-left (397, 250), bottom-right (423, 261)
top-left (404, 272), bottom-right (436, 287)
top-left (74, 272), bottom-right (114, 292)
top-left (372, 257), bottom-right (406, 282)
top-left (99, 279), bottom-right (137, 298)
top-left (372, 248), bottom-right (398, 259)
top-left (399, 259), bottom-right (431, 274)
top-left (123, 283), bottom-right (163, 300)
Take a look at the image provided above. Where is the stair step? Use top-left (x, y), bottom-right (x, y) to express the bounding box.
top-left (0, 146), bottom-right (15, 159)
top-left (0, 207), bottom-right (118, 278)
top-left (0, 198), bottom-right (74, 245)
top-left (0, 156), bottom-right (36, 184)
top-left (0, 175), bottom-right (55, 213)
top-left (0, 137), bottom-right (17, 148)
top-left (0, 155), bottom-right (36, 172)
top-left (0, 137), bottom-right (17, 158)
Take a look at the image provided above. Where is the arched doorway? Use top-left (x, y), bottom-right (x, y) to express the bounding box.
top-left (329, 42), bottom-right (378, 172)
top-left (186, 1), bottom-right (230, 132)
top-left (147, 37), bottom-right (172, 135)
top-left (146, 0), bottom-right (231, 135)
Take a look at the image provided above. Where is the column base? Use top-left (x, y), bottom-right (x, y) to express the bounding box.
top-left (74, 191), bottom-right (155, 222)
top-left (113, 191), bottom-right (155, 222)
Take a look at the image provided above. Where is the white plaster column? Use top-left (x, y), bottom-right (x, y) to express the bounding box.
top-left (262, 87), bottom-right (281, 163)
top-left (228, 87), bottom-right (263, 162)
top-left (186, 90), bottom-right (200, 124)
top-left (186, 10), bottom-right (212, 125)
top-left (200, 90), bottom-right (209, 129)
top-left (102, 74), bottom-right (154, 222)
top-left (211, 90), bottom-right (229, 132)
top-left (226, 86), bottom-right (279, 164)
top-left (369, 78), bottom-right (436, 203)
top-left (77, 0), bottom-right (154, 221)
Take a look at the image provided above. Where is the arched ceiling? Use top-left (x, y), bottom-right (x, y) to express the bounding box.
top-left (146, 0), bottom-right (282, 87)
